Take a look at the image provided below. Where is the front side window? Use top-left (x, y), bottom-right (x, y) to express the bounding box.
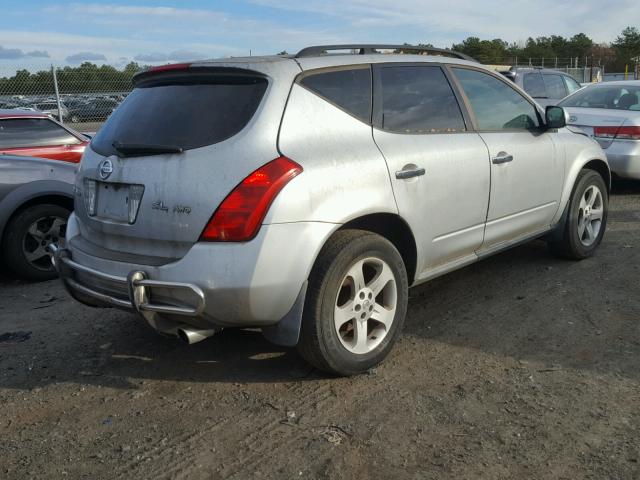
top-left (378, 65), bottom-right (466, 133)
top-left (453, 68), bottom-right (540, 131)
top-left (543, 74), bottom-right (568, 99)
top-left (523, 72), bottom-right (546, 98)
top-left (0, 118), bottom-right (80, 148)
top-left (299, 67), bottom-right (371, 123)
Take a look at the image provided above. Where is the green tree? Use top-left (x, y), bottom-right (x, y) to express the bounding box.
top-left (613, 26), bottom-right (640, 71)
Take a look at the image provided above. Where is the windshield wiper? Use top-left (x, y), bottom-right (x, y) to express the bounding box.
top-left (112, 141), bottom-right (183, 157)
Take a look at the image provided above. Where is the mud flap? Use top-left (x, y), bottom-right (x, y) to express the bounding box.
top-left (262, 281), bottom-right (308, 347)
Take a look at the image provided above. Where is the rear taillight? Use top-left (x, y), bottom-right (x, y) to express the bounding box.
top-left (594, 126), bottom-right (640, 140)
top-left (200, 156), bottom-right (303, 242)
top-left (593, 126), bottom-right (619, 139)
top-left (615, 126), bottom-right (640, 140)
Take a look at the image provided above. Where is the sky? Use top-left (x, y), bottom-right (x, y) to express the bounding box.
top-left (1, 0), bottom-right (639, 74)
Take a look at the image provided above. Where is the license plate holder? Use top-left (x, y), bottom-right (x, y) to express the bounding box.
top-left (96, 182), bottom-right (131, 222)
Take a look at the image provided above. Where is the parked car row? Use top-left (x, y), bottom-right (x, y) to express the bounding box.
top-left (0, 94), bottom-right (126, 123)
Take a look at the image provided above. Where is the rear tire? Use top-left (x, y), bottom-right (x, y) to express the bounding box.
top-left (549, 169), bottom-right (608, 259)
top-left (297, 229), bottom-right (409, 376)
top-left (3, 204), bottom-right (69, 281)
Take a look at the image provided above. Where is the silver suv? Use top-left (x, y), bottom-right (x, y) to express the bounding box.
top-left (53, 45), bottom-right (610, 376)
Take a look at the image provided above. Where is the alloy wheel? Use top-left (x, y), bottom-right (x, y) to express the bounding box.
top-left (334, 257), bottom-right (398, 354)
top-left (577, 185), bottom-right (604, 247)
top-left (22, 216), bottom-right (66, 271)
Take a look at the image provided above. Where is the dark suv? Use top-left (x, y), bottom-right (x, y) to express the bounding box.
top-left (500, 67), bottom-right (582, 107)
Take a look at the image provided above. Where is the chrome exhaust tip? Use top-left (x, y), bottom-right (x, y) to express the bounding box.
top-left (176, 327), bottom-right (218, 345)
top-left (46, 243), bottom-right (59, 267)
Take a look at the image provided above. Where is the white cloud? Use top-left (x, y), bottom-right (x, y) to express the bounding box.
top-left (249, 0), bottom-right (640, 45)
top-left (66, 51), bottom-right (108, 63)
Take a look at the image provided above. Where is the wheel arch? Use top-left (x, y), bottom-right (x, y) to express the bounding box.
top-left (340, 212), bottom-right (418, 285)
top-left (583, 158), bottom-right (611, 192)
top-left (0, 188), bottom-right (73, 244)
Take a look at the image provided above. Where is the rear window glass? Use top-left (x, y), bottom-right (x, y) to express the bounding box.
top-left (378, 65), bottom-right (466, 133)
top-left (559, 85), bottom-right (640, 110)
top-left (522, 72), bottom-right (546, 98)
top-left (299, 68), bottom-right (371, 123)
top-left (91, 69), bottom-right (268, 157)
top-left (0, 118), bottom-right (80, 148)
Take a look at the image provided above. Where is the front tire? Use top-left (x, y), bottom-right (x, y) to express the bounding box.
top-left (297, 230), bottom-right (409, 376)
top-left (549, 169), bottom-right (608, 259)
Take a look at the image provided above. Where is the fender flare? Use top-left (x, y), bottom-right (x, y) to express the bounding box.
top-left (0, 180), bottom-right (74, 241)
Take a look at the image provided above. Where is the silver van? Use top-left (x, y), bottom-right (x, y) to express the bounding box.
top-left (53, 45), bottom-right (610, 376)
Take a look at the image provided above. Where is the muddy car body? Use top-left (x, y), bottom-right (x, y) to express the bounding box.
top-left (54, 45), bottom-right (610, 375)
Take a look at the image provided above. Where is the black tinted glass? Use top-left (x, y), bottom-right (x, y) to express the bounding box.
top-left (0, 118), bottom-right (80, 148)
top-left (379, 66), bottom-right (465, 133)
top-left (522, 72), bottom-right (546, 98)
top-left (92, 70), bottom-right (268, 157)
top-left (300, 68), bottom-right (371, 122)
top-left (543, 74), bottom-right (567, 99)
top-left (453, 68), bottom-right (539, 131)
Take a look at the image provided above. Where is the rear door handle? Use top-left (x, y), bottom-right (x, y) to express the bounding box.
top-left (492, 152), bottom-right (513, 165)
top-left (395, 167), bottom-right (426, 180)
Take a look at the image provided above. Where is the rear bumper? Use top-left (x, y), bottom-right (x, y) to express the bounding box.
top-left (57, 213), bottom-right (337, 329)
top-left (605, 140), bottom-right (640, 179)
top-left (53, 246), bottom-right (206, 316)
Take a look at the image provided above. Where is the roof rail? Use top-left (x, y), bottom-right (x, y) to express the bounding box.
top-left (295, 44), bottom-right (477, 62)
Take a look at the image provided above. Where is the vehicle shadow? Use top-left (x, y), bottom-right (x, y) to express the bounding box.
top-left (611, 176), bottom-right (640, 195)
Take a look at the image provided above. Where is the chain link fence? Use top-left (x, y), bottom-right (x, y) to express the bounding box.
top-left (0, 63), bottom-right (140, 133)
top-left (1, 58), bottom-right (637, 134)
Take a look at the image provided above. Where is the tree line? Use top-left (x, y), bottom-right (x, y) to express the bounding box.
top-left (0, 62), bottom-right (142, 96)
top-left (451, 27), bottom-right (640, 70)
top-left (1, 27), bottom-right (639, 95)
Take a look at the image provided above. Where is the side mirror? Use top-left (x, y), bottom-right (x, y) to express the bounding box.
top-left (545, 106), bottom-right (567, 129)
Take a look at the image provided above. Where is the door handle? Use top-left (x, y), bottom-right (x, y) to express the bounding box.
top-left (395, 166), bottom-right (426, 180)
top-left (492, 152), bottom-right (513, 165)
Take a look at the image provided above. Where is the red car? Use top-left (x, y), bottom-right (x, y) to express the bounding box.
top-left (0, 109), bottom-right (89, 163)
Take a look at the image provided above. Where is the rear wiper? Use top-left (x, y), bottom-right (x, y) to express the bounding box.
top-left (112, 141), bottom-right (183, 157)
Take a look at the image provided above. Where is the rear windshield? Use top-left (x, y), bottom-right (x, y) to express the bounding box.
top-left (559, 85), bottom-right (640, 110)
top-left (92, 69), bottom-right (268, 157)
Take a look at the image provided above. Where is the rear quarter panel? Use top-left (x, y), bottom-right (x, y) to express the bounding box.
top-left (266, 83), bottom-right (398, 225)
top-left (0, 156), bottom-right (76, 239)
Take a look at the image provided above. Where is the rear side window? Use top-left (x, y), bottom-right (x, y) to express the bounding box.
top-left (522, 72), bottom-right (546, 98)
top-left (453, 68), bottom-right (539, 131)
top-left (377, 65), bottom-right (465, 133)
top-left (0, 118), bottom-right (80, 148)
top-left (299, 68), bottom-right (371, 123)
top-left (92, 69), bottom-right (268, 157)
top-left (543, 74), bottom-right (568, 99)
top-left (563, 76), bottom-right (581, 95)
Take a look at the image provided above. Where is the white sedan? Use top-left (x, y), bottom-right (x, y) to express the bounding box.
top-left (559, 81), bottom-right (640, 179)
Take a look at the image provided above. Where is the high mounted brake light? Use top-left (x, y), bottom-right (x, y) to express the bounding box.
top-left (200, 157), bottom-right (303, 242)
top-left (147, 63), bottom-right (192, 73)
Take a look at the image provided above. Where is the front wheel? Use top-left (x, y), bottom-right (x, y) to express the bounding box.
top-left (549, 169), bottom-right (608, 259)
top-left (297, 230), bottom-right (409, 376)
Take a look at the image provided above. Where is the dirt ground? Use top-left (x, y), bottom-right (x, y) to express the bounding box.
top-left (1, 181), bottom-right (639, 480)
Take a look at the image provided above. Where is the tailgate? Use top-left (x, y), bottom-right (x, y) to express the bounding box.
top-left (73, 63), bottom-right (296, 259)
